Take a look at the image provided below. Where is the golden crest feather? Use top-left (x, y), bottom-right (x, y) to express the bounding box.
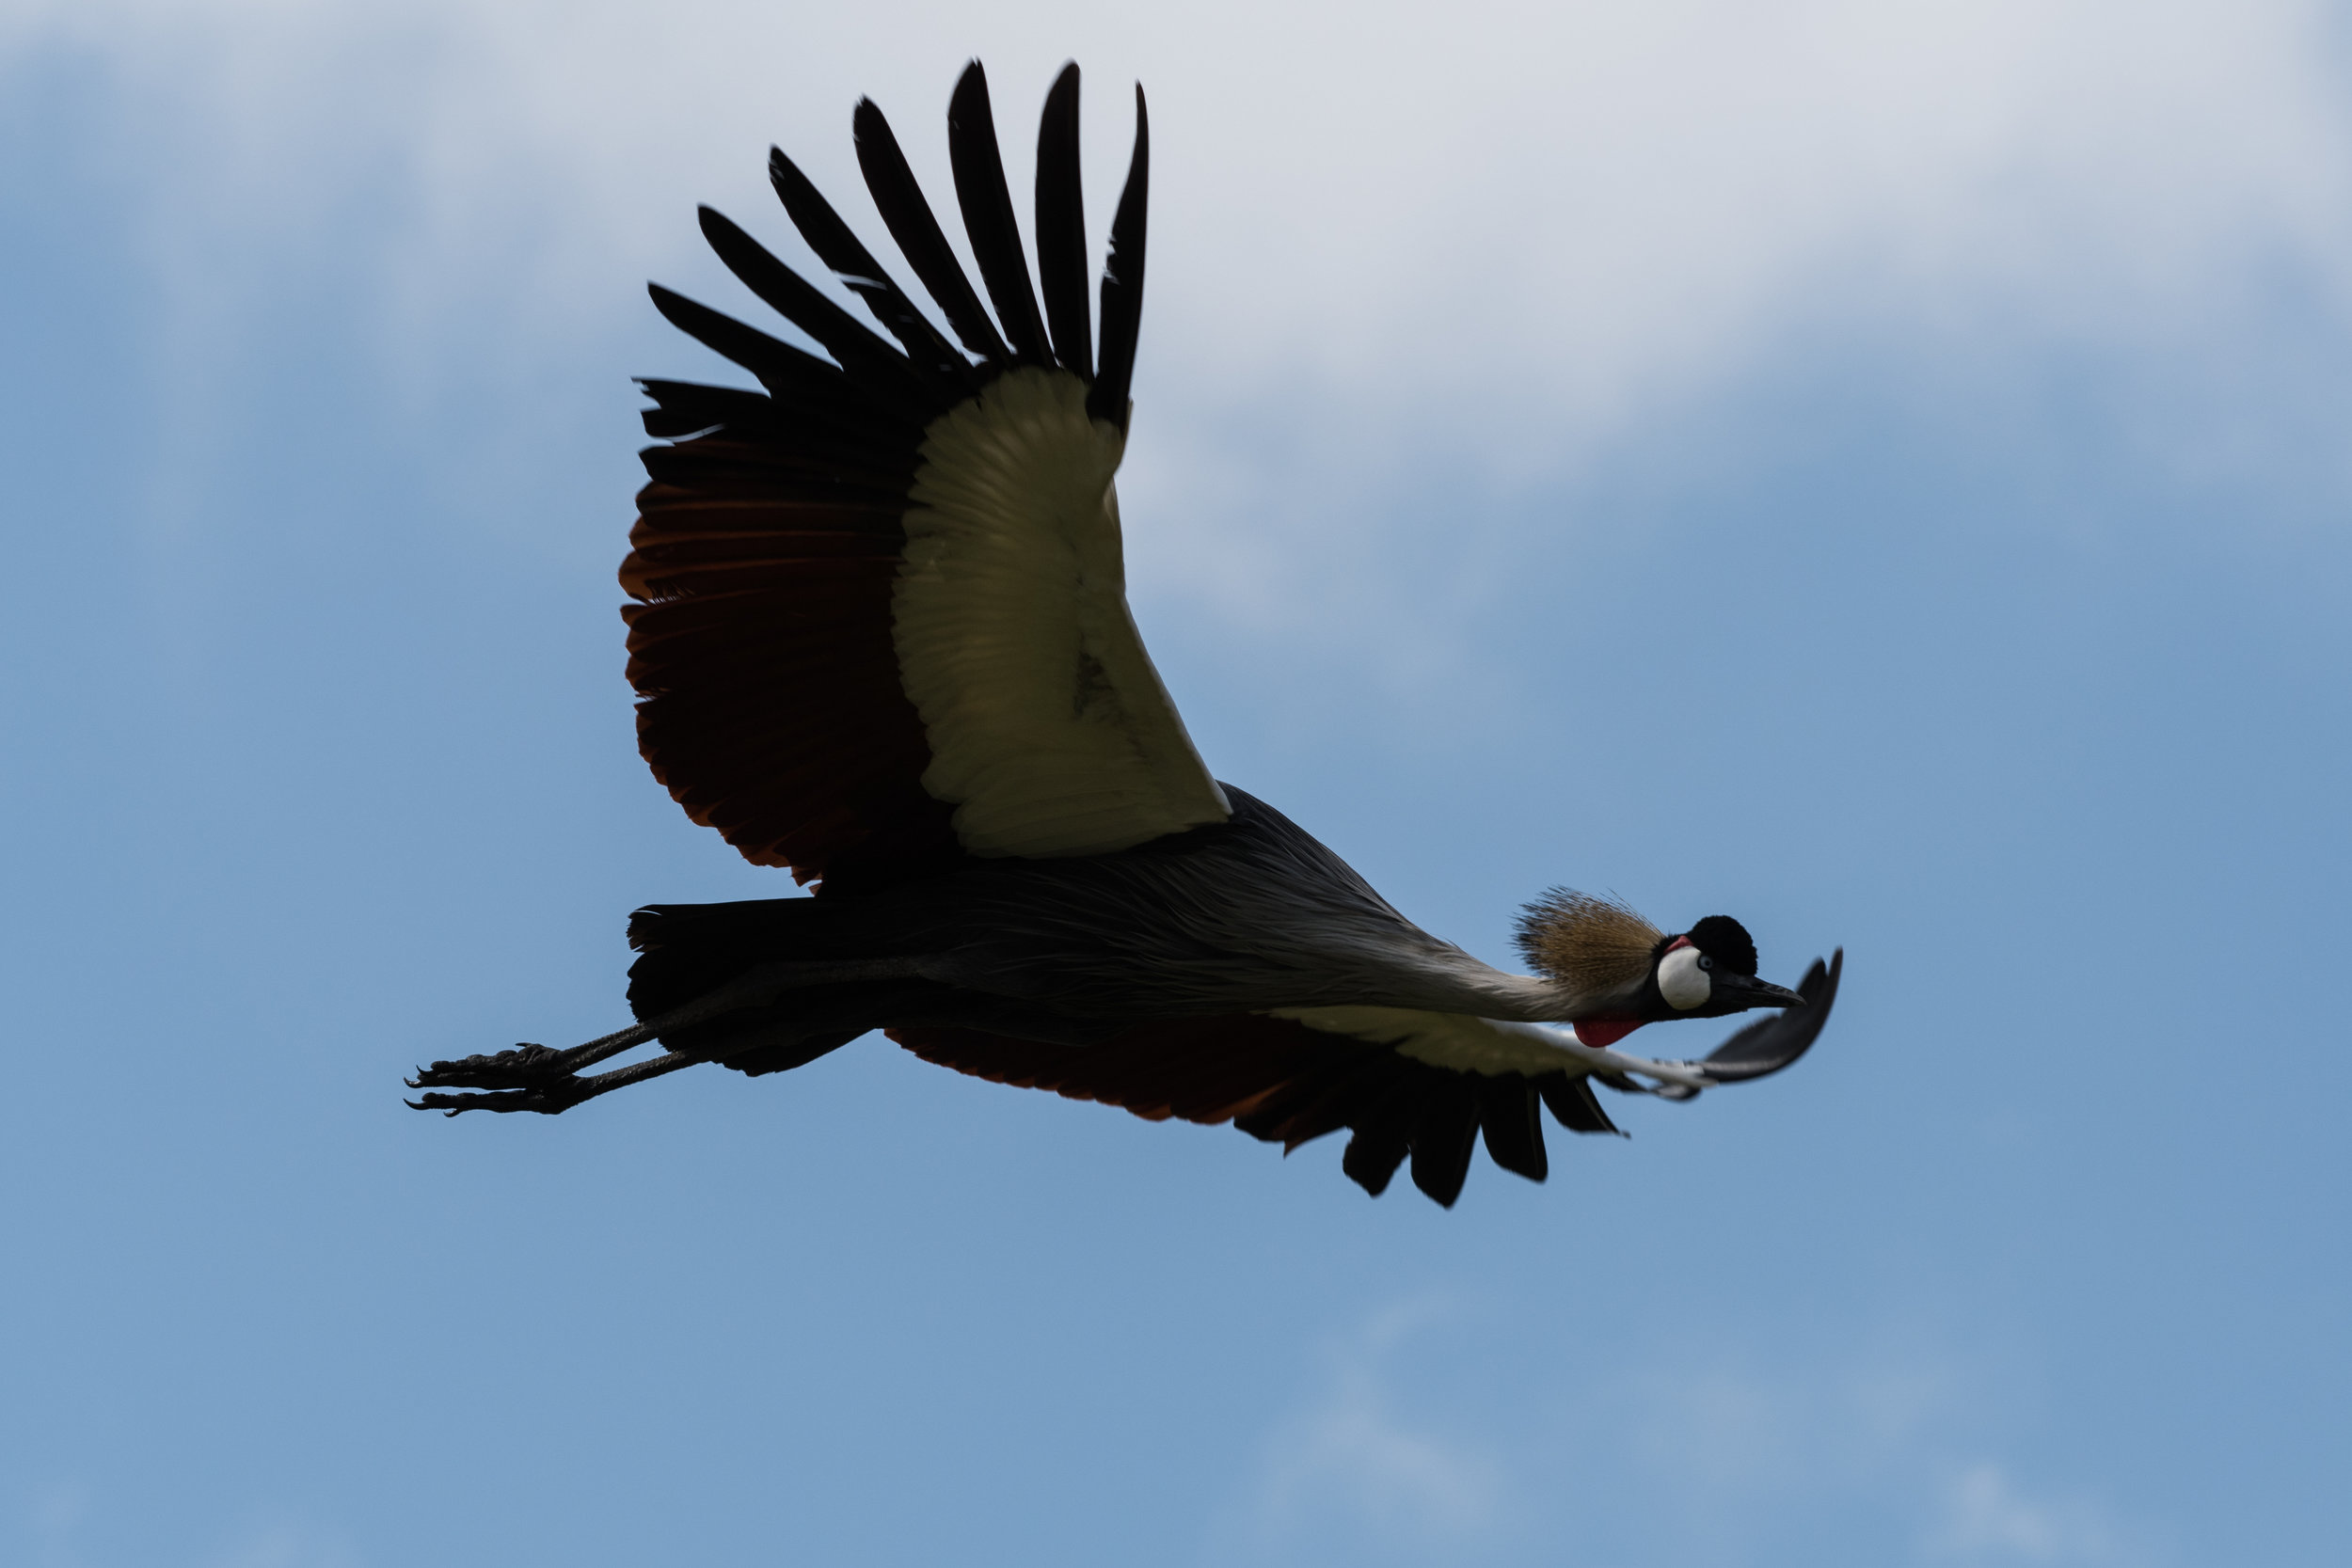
top-left (1513, 889), bottom-right (1663, 997)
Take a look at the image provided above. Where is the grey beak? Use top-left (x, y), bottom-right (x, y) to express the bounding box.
top-left (1699, 950), bottom-right (1843, 1084)
top-left (1717, 972), bottom-right (1808, 1010)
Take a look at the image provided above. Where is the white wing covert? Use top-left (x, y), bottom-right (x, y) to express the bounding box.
top-left (898, 367), bottom-right (1229, 857)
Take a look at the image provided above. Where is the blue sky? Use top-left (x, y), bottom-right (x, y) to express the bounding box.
top-left (3, 4), bottom-right (2349, 1565)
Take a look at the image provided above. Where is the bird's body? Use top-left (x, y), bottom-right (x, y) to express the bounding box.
top-left (633, 785), bottom-right (1564, 1038)
top-left (410, 60), bottom-right (1842, 1206)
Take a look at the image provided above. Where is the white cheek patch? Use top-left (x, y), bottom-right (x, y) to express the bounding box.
top-left (1658, 944), bottom-right (1711, 1010)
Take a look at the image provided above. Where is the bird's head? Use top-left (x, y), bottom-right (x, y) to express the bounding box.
top-left (1513, 889), bottom-right (1808, 1044)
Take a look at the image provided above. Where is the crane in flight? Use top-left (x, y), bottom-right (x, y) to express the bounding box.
top-left (408, 60), bottom-right (1843, 1206)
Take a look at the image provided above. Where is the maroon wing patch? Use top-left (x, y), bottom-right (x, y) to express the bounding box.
top-left (623, 375), bottom-right (961, 889)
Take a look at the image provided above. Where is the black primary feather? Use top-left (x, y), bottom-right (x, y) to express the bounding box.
top-left (693, 208), bottom-right (937, 423)
top-left (635, 379), bottom-right (776, 441)
top-left (1537, 1072), bottom-right (1623, 1136)
top-left (946, 61), bottom-right (1053, 365)
top-left (766, 146), bottom-right (976, 396)
top-left (1089, 85), bottom-right (1148, 430)
top-left (1408, 1079), bottom-right (1480, 1208)
top-left (852, 97), bottom-right (1011, 365)
top-left (1342, 1121), bottom-right (1410, 1196)
top-left (1033, 61), bottom-right (1093, 378)
top-left (644, 283), bottom-right (909, 426)
top-left (1341, 1073), bottom-right (1422, 1196)
top-left (1477, 1076), bottom-right (1549, 1182)
top-left (1241, 1056), bottom-right (1388, 1150)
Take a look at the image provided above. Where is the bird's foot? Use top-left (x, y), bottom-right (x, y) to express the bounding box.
top-left (411, 1042), bottom-right (575, 1091)
top-left (405, 1042), bottom-right (700, 1117)
top-left (406, 975), bottom-right (842, 1117)
top-left (406, 1043), bottom-right (597, 1116)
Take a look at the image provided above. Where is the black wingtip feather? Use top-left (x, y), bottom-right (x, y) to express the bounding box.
top-left (1477, 1077), bottom-right (1549, 1183)
top-left (1034, 61), bottom-right (1092, 378)
top-left (766, 144), bottom-right (974, 393)
top-left (646, 282), bottom-right (868, 406)
top-left (635, 377), bottom-right (776, 440)
top-left (1408, 1084), bottom-right (1481, 1209)
top-left (852, 96), bottom-right (1011, 365)
top-left (1537, 1072), bottom-right (1625, 1137)
top-left (1088, 84), bottom-right (1148, 430)
top-left (946, 61), bottom-right (1053, 365)
top-left (692, 206), bottom-right (937, 422)
top-left (1342, 1126), bottom-right (1409, 1196)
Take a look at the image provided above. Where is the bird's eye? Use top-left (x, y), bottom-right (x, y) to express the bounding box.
top-left (1697, 955), bottom-right (1713, 971)
top-left (1658, 944), bottom-right (1712, 1010)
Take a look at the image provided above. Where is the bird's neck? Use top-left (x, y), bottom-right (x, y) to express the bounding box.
top-left (1376, 955), bottom-right (1606, 1023)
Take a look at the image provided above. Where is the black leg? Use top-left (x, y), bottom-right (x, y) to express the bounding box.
top-left (405, 957), bottom-right (932, 1114)
top-left (429, 958), bottom-right (930, 1079)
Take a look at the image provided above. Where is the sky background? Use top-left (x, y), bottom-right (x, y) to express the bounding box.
top-left (3, 2), bottom-right (2349, 1564)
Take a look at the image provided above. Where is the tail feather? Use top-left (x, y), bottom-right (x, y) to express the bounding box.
top-left (621, 897), bottom-right (1116, 1075)
top-left (625, 897), bottom-right (836, 1021)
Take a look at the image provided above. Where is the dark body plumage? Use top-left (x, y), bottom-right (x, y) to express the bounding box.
top-left (631, 789), bottom-right (1566, 1037)
top-left (409, 60), bottom-right (1841, 1207)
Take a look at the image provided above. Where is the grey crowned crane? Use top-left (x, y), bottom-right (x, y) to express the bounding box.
top-left (408, 60), bottom-right (1844, 1207)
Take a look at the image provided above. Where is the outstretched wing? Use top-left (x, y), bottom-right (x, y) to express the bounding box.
top-left (888, 1010), bottom-right (1626, 1209)
top-left (625, 61), bottom-right (1228, 892)
top-left (890, 953), bottom-right (1844, 1207)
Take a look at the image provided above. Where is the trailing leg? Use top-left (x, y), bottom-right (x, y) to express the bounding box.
top-left (404, 955), bottom-right (927, 1113)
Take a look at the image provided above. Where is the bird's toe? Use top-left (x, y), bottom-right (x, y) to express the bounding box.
top-left (406, 1084), bottom-right (585, 1117)
top-left (407, 1043), bottom-right (573, 1093)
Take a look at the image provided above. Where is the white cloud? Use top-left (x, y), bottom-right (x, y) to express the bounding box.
top-left (206, 1518), bottom-right (365, 1568)
top-left (11, 0), bottom-right (2349, 434)
top-left (8, 0), bottom-right (2350, 651)
top-left (1926, 1462), bottom-right (2138, 1564)
top-left (1230, 1298), bottom-right (1506, 1561)
top-left (1619, 1331), bottom-right (1962, 1498)
top-left (1209, 1301), bottom-right (2173, 1568)
top-left (1541, 1328), bottom-right (2171, 1568)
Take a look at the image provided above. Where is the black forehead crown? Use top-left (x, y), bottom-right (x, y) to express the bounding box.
top-left (1683, 915), bottom-right (1758, 976)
